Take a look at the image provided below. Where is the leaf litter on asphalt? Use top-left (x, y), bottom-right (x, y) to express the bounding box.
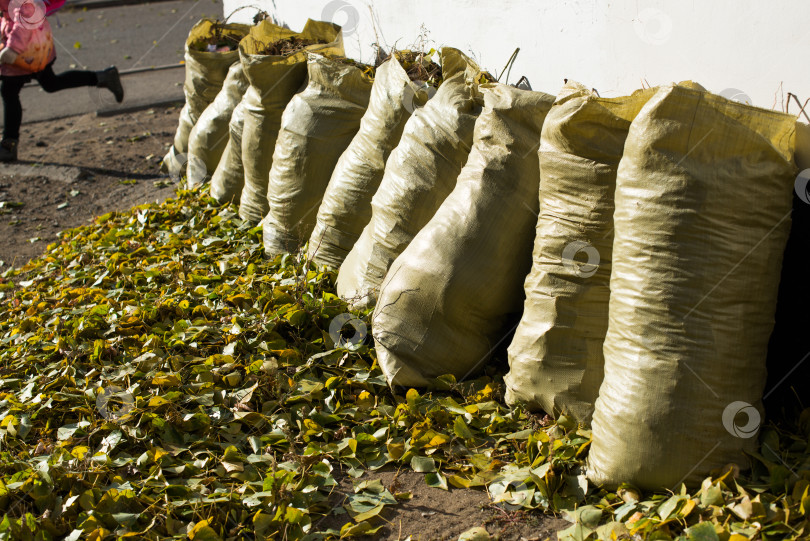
top-left (0, 185), bottom-right (808, 540)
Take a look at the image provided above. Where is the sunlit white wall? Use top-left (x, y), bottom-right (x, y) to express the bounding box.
top-left (222, 0), bottom-right (810, 112)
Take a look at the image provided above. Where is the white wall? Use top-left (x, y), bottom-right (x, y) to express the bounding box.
top-left (222, 0), bottom-right (810, 113)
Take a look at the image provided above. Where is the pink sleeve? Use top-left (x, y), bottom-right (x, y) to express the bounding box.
top-left (2, 6), bottom-right (31, 54)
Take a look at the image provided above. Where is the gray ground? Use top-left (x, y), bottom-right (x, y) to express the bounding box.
top-left (53, 0), bottom-right (223, 70)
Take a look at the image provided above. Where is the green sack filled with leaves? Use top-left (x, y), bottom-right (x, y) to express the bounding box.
top-left (262, 54), bottom-right (374, 257)
top-left (336, 48), bottom-right (486, 309)
top-left (504, 82), bottom-right (656, 424)
top-left (186, 60), bottom-right (250, 187)
top-left (239, 20), bottom-right (344, 223)
top-left (306, 51), bottom-right (442, 269)
top-left (587, 84), bottom-right (797, 490)
top-left (209, 97), bottom-right (247, 204)
top-left (372, 83), bottom-right (555, 388)
top-left (162, 19), bottom-right (250, 178)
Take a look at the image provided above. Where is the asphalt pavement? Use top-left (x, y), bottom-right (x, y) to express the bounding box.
top-left (2, 0), bottom-right (224, 125)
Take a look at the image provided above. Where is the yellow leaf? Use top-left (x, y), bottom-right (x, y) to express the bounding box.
top-left (387, 442), bottom-right (404, 460)
top-left (86, 529), bottom-right (110, 541)
top-left (152, 374), bottom-right (181, 387)
top-left (148, 396), bottom-right (170, 407)
top-left (680, 498), bottom-right (697, 518)
top-left (473, 383), bottom-right (495, 401)
top-left (357, 391), bottom-right (374, 407)
top-left (801, 485), bottom-right (810, 516)
top-left (188, 519), bottom-right (221, 541)
top-left (427, 433), bottom-right (450, 448)
top-left (448, 474), bottom-right (472, 488)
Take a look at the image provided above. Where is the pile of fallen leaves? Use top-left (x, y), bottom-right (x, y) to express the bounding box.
top-left (0, 187), bottom-right (808, 540)
top-left (394, 50), bottom-right (442, 87)
top-left (189, 24), bottom-right (241, 53)
top-left (328, 56), bottom-right (376, 82)
top-left (258, 37), bottom-right (327, 57)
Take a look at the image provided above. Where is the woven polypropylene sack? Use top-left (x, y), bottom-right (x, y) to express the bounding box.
top-left (262, 54), bottom-right (374, 256)
top-left (372, 84), bottom-right (554, 388)
top-left (186, 60), bottom-right (249, 186)
top-left (336, 48), bottom-right (484, 309)
top-left (209, 97), bottom-right (247, 204)
top-left (239, 20), bottom-right (344, 223)
top-left (306, 56), bottom-right (435, 268)
top-left (162, 19), bottom-right (250, 177)
top-left (587, 84), bottom-right (797, 490)
top-left (503, 83), bottom-right (656, 423)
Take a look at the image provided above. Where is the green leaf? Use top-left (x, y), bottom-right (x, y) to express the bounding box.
top-left (425, 472), bottom-right (448, 491)
top-left (658, 494), bottom-right (687, 520)
top-left (453, 416), bottom-right (474, 439)
top-left (339, 521), bottom-right (381, 537)
top-left (410, 456), bottom-right (436, 473)
top-left (684, 522), bottom-right (720, 541)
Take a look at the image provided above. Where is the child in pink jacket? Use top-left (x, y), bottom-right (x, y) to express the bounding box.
top-left (0, 0), bottom-right (123, 162)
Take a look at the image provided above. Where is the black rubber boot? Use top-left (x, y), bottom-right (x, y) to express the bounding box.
top-left (97, 66), bottom-right (124, 103)
top-left (0, 139), bottom-right (18, 163)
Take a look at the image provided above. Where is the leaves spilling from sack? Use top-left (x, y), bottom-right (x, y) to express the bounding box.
top-left (0, 186), bottom-right (808, 540)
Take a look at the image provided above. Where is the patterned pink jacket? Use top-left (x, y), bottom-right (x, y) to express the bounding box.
top-left (0, 0), bottom-right (55, 76)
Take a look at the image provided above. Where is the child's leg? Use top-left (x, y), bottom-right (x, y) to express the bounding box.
top-left (1, 76), bottom-right (30, 140)
top-left (34, 62), bottom-right (97, 92)
top-left (34, 61), bottom-right (123, 103)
